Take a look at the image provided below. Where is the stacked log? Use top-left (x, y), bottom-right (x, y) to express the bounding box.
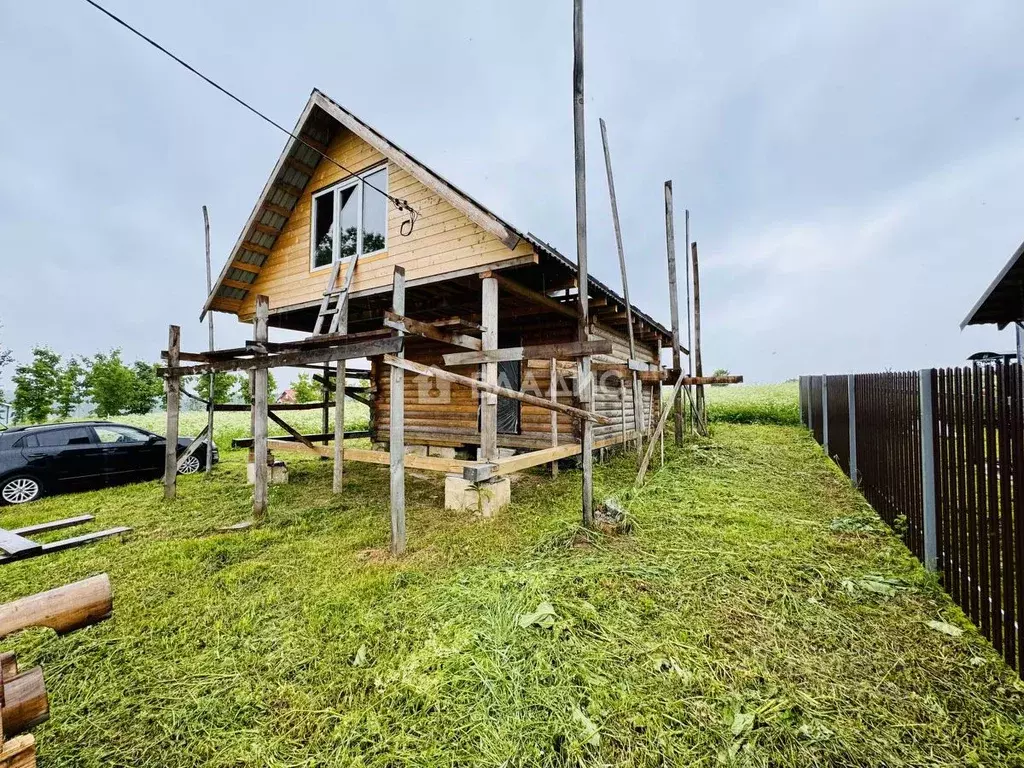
top-left (0, 575), bottom-right (113, 766)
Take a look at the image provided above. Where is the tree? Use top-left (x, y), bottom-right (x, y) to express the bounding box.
top-left (712, 368), bottom-right (731, 387)
top-left (85, 351), bottom-right (137, 417)
top-left (12, 347), bottom-right (62, 423)
top-left (54, 358), bottom-right (87, 418)
top-left (194, 372), bottom-right (235, 405)
top-left (291, 373), bottom-right (321, 403)
top-left (0, 322), bottom-right (13, 383)
top-left (235, 371), bottom-right (276, 405)
top-left (127, 362), bottom-right (164, 415)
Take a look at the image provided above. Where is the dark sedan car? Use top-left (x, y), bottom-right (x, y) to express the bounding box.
top-left (0, 421), bottom-right (218, 505)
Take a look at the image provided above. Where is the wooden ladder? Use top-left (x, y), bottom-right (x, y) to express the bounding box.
top-left (313, 252), bottom-right (361, 336)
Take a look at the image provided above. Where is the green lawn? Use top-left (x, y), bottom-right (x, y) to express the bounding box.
top-left (2, 397), bottom-right (1024, 765)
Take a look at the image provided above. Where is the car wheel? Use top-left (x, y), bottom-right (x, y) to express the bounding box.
top-left (0, 475), bottom-right (43, 505)
top-left (177, 455), bottom-right (202, 475)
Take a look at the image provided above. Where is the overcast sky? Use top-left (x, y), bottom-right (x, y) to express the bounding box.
top-left (1, 0), bottom-right (1022, 392)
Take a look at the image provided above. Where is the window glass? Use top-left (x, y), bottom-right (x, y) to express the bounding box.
top-left (313, 192), bottom-right (334, 268)
top-left (362, 167), bottom-right (388, 255)
top-left (311, 165), bottom-right (388, 269)
top-left (338, 185), bottom-right (358, 261)
top-left (13, 434), bottom-right (38, 449)
top-left (95, 426), bottom-right (151, 444)
top-left (36, 427), bottom-right (92, 447)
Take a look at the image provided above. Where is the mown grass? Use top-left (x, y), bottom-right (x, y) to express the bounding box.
top-left (1, 418), bottom-right (1023, 766)
top-left (705, 381), bottom-right (801, 426)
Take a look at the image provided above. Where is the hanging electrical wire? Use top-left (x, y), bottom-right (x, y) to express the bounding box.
top-left (80, 0), bottom-right (418, 233)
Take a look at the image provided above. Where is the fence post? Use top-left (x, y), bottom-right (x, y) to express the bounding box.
top-left (807, 377), bottom-right (814, 433)
top-left (821, 374), bottom-right (829, 454)
top-left (798, 376), bottom-right (805, 426)
top-left (847, 373), bottom-right (857, 486)
top-left (919, 368), bottom-right (938, 572)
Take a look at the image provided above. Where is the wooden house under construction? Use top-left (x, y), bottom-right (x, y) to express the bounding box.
top-left (164, 88), bottom-right (697, 551)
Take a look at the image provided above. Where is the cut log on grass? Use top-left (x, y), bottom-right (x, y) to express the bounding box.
top-left (0, 734), bottom-right (35, 768)
top-left (0, 575), bottom-right (112, 639)
top-left (1, 668), bottom-right (47, 738)
top-left (0, 654), bottom-right (15, 681)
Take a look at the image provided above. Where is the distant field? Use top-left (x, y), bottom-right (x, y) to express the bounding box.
top-left (115, 401), bottom-right (369, 454)
top-left (703, 380), bottom-right (801, 426)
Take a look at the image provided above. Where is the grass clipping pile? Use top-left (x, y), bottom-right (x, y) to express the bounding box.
top-left (0, 423), bottom-right (1022, 766)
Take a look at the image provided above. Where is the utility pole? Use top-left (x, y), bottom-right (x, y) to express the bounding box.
top-left (203, 206), bottom-right (215, 474)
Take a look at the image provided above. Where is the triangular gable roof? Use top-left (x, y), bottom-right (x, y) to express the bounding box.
top-left (202, 89), bottom-right (674, 346)
top-left (202, 88), bottom-right (523, 319)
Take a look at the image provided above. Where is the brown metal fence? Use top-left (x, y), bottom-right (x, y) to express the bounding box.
top-left (800, 365), bottom-right (1024, 671)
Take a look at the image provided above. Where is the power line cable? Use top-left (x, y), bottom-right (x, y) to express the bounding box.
top-left (80, 0), bottom-right (418, 232)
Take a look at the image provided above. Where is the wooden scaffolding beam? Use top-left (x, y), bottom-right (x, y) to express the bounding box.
top-left (389, 267), bottom-right (407, 556)
top-left (599, 117), bottom-right (645, 453)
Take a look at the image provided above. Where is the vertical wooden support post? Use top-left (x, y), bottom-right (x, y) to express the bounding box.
top-left (599, 117), bottom-right (644, 453)
top-left (658, 339), bottom-right (665, 467)
top-left (480, 276), bottom-right (499, 461)
top-left (919, 368), bottom-right (938, 571)
top-left (549, 358), bottom-right (559, 476)
top-left (321, 363), bottom-right (330, 446)
top-left (163, 325), bottom-right (180, 500)
top-left (333, 304), bottom-right (348, 494)
top-left (690, 241), bottom-right (705, 432)
top-left (202, 206), bottom-right (215, 475)
top-left (821, 373), bottom-right (829, 456)
top-left (573, 0), bottom-right (593, 527)
top-left (848, 373), bottom-right (858, 485)
top-left (664, 181), bottom-right (684, 444)
top-left (252, 295), bottom-right (269, 520)
top-left (389, 267), bottom-right (407, 555)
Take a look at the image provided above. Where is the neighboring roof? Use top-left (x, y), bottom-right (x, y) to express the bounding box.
top-left (961, 237), bottom-right (1024, 329)
top-left (203, 89), bottom-right (673, 344)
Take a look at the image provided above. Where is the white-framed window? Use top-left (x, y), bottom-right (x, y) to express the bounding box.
top-left (311, 165), bottom-right (388, 270)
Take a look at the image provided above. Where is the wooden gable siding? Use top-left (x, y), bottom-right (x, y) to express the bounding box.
top-left (238, 127), bottom-right (534, 320)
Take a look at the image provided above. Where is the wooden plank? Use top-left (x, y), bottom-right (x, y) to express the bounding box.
top-left (383, 355), bottom-right (612, 425)
top-left (390, 267), bottom-right (407, 556)
top-left (0, 529), bottom-right (130, 565)
top-left (268, 412), bottom-right (322, 456)
top-left (691, 241), bottom-right (706, 432)
top-left (233, 430), bottom-right (369, 448)
top-left (664, 181), bottom-right (684, 444)
top-left (636, 373), bottom-right (687, 486)
top-left (383, 312), bottom-right (482, 351)
top-left (480, 276), bottom-right (499, 461)
top-left (175, 425), bottom-right (210, 471)
top-left (161, 336), bottom-right (404, 377)
top-left (347, 448), bottom-right (473, 474)
top-left (0, 532), bottom-right (39, 559)
top-left (204, 205), bottom-right (216, 474)
top-left (268, 439), bottom-right (329, 458)
top-left (230, 260), bottom-right (261, 274)
top-left (599, 118), bottom-right (644, 453)
top-left (253, 296), bottom-right (269, 520)
top-left (220, 278), bottom-right (252, 291)
top-left (163, 325), bottom-right (180, 500)
top-left (334, 302), bottom-right (348, 493)
top-left (665, 373), bottom-right (743, 386)
top-left (441, 340), bottom-right (611, 366)
top-left (11, 516), bottom-right (93, 537)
